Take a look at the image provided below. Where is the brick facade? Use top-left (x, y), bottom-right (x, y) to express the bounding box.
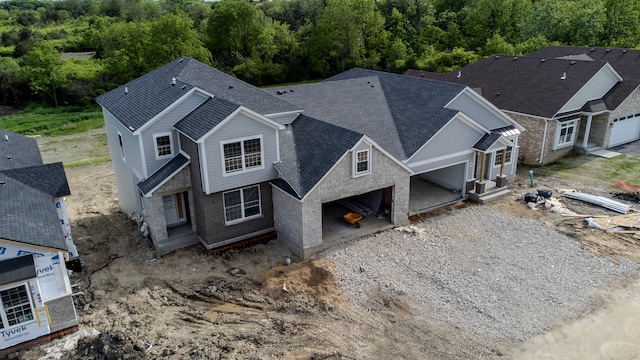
top-left (505, 112), bottom-right (574, 165)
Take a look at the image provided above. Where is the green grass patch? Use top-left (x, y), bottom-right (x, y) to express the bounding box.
top-left (0, 104), bottom-right (104, 136)
top-left (65, 157), bottom-right (112, 168)
top-left (523, 153), bottom-right (640, 189)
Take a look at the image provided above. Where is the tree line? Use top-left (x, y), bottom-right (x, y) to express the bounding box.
top-left (0, 0), bottom-right (639, 107)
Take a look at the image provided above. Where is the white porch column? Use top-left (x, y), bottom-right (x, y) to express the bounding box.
top-left (582, 114), bottom-right (593, 148)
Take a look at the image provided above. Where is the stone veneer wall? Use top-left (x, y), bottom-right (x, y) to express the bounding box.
top-left (606, 89), bottom-right (640, 148)
top-left (505, 112), bottom-right (574, 165)
top-left (46, 295), bottom-right (78, 332)
top-left (274, 146), bottom-right (410, 259)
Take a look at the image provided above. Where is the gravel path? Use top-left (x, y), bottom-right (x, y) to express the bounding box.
top-left (320, 206), bottom-right (638, 344)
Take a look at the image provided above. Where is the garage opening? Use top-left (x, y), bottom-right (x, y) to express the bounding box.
top-left (409, 164), bottom-right (465, 215)
top-left (321, 187), bottom-right (394, 250)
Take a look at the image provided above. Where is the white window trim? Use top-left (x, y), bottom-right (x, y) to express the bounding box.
top-left (153, 132), bottom-right (174, 160)
top-left (553, 119), bottom-right (579, 150)
top-left (220, 135), bottom-right (265, 177)
top-left (0, 282), bottom-right (36, 330)
top-left (117, 131), bottom-right (126, 161)
top-left (493, 147), bottom-right (513, 166)
top-left (222, 184), bottom-right (262, 225)
top-left (353, 147), bottom-right (371, 177)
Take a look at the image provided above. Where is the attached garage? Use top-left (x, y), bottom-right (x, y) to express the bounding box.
top-left (409, 163), bottom-right (466, 215)
top-left (609, 114), bottom-right (640, 147)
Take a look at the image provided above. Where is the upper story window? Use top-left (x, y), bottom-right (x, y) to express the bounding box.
top-left (494, 147), bottom-right (512, 166)
top-left (118, 132), bottom-right (125, 160)
top-left (1, 284), bottom-right (34, 328)
top-left (222, 136), bottom-right (263, 175)
top-left (223, 185), bottom-right (261, 224)
top-left (554, 119), bottom-right (578, 149)
top-left (353, 148), bottom-right (371, 177)
top-left (154, 133), bottom-right (173, 160)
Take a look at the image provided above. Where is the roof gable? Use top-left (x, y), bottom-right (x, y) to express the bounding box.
top-left (1, 162), bottom-right (71, 198)
top-left (272, 115), bottom-right (362, 199)
top-left (174, 97), bottom-right (240, 141)
top-left (412, 56), bottom-right (613, 118)
top-left (529, 46), bottom-right (640, 111)
top-left (137, 153), bottom-right (190, 196)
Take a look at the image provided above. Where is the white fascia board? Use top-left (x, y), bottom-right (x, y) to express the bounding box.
top-left (352, 136), bottom-right (413, 174)
top-left (553, 64), bottom-right (622, 118)
top-left (459, 87), bottom-right (526, 131)
top-left (197, 106), bottom-right (286, 143)
top-left (138, 132), bottom-right (147, 178)
top-left (134, 87), bottom-right (212, 135)
top-left (142, 158), bottom-right (191, 197)
top-left (264, 110), bottom-right (304, 119)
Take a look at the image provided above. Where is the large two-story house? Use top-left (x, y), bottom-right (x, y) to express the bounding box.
top-left (96, 58), bottom-right (523, 258)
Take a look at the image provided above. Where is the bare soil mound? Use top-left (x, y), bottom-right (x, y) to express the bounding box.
top-left (258, 259), bottom-right (347, 309)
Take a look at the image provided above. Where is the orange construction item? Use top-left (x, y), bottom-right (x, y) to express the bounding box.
top-left (343, 212), bottom-right (363, 227)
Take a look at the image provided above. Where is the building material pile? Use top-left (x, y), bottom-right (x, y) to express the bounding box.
top-left (561, 192), bottom-right (632, 214)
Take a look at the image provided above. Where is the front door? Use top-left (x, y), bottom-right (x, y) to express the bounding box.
top-left (163, 193), bottom-right (186, 227)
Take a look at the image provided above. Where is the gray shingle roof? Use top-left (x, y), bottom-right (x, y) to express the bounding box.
top-left (408, 56), bottom-right (611, 118)
top-left (529, 46), bottom-right (640, 111)
top-left (267, 68), bottom-right (462, 159)
top-left (0, 255), bottom-right (36, 285)
top-left (137, 153), bottom-right (190, 195)
top-left (174, 97), bottom-right (240, 141)
top-left (0, 172), bottom-right (67, 251)
top-left (272, 115), bottom-right (363, 199)
top-left (1, 162), bottom-right (71, 198)
top-left (473, 133), bottom-right (502, 151)
top-left (95, 58), bottom-right (300, 132)
top-left (0, 129), bottom-right (43, 170)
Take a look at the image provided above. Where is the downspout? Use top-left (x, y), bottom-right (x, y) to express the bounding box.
top-left (539, 119), bottom-right (549, 164)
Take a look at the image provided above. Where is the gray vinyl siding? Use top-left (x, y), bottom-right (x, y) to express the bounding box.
top-left (142, 92), bottom-right (208, 176)
top-left (410, 152), bottom-right (475, 178)
top-left (410, 117), bottom-right (482, 164)
top-left (559, 67), bottom-right (620, 114)
top-left (203, 113), bottom-right (279, 194)
top-left (447, 92), bottom-right (509, 130)
top-left (103, 108), bottom-right (144, 216)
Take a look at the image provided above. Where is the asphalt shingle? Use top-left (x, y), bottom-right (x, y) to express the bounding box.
top-left (1, 162), bottom-right (71, 198)
top-left (137, 153), bottom-right (189, 195)
top-left (409, 56), bottom-right (611, 118)
top-left (272, 115), bottom-right (362, 199)
top-left (174, 97), bottom-right (240, 141)
top-left (96, 58), bottom-right (300, 132)
top-left (0, 129), bottom-right (43, 170)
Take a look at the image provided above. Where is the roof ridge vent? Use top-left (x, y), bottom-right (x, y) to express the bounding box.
top-left (606, 48), bottom-right (611, 52)
top-left (623, 49), bottom-right (628, 53)
top-left (171, 77), bottom-right (176, 86)
top-left (457, 71), bottom-right (461, 78)
top-left (495, 55), bottom-right (500, 59)
top-left (590, 48), bottom-right (595, 52)
top-left (125, 87), bottom-right (128, 95)
top-left (561, 72), bottom-right (567, 80)
top-left (541, 58), bottom-right (546, 63)
top-left (570, 60), bottom-right (576, 65)
top-left (513, 56), bottom-right (518, 61)
top-left (4, 134), bottom-right (8, 141)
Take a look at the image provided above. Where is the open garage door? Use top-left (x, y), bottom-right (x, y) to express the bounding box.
top-left (610, 114), bottom-right (640, 147)
top-left (321, 187), bottom-right (394, 250)
top-left (409, 163), bottom-right (465, 214)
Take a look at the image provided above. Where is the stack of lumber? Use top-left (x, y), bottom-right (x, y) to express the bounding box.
top-left (562, 213), bottom-right (640, 237)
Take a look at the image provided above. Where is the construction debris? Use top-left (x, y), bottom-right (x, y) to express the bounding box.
top-left (519, 190), bottom-right (575, 214)
top-left (576, 213), bottom-right (640, 234)
top-left (561, 192), bottom-right (632, 214)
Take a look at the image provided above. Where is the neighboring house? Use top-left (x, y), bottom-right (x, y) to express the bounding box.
top-left (0, 129), bottom-right (79, 352)
top-left (96, 58), bottom-right (523, 259)
top-left (407, 46), bottom-right (640, 165)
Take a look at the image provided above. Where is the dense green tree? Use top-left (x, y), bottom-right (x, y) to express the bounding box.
top-left (463, 0), bottom-right (532, 49)
top-left (206, 0), bottom-right (264, 64)
top-left (0, 57), bottom-right (26, 105)
top-left (145, 12), bottom-right (211, 69)
top-left (22, 40), bottom-right (66, 107)
top-left (261, 0), bottom-right (324, 31)
top-left (307, 0), bottom-right (389, 74)
top-left (603, 0), bottom-right (640, 47)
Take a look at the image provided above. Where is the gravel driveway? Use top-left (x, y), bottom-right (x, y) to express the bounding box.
top-left (320, 205), bottom-right (638, 345)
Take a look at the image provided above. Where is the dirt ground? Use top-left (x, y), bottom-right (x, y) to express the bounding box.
top-left (13, 130), bottom-right (640, 359)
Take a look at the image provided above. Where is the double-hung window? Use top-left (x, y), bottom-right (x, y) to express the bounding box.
top-left (222, 137), bottom-right (262, 174)
top-left (223, 185), bottom-right (261, 224)
top-left (154, 133), bottom-right (173, 160)
top-left (353, 148), bottom-right (371, 177)
top-left (1, 284), bottom-right (34, 328)
top-left (554, 119), bottom-right (578, 149)
top-left (494, 147), bottom-right (512, 166)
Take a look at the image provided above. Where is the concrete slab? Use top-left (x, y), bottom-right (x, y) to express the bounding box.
top-left (590, 149), bottom-right (621, 158)
top-left (409, 176), bottom-right (462, 215)
top-left (321, 202), bottom-right (392, 252)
